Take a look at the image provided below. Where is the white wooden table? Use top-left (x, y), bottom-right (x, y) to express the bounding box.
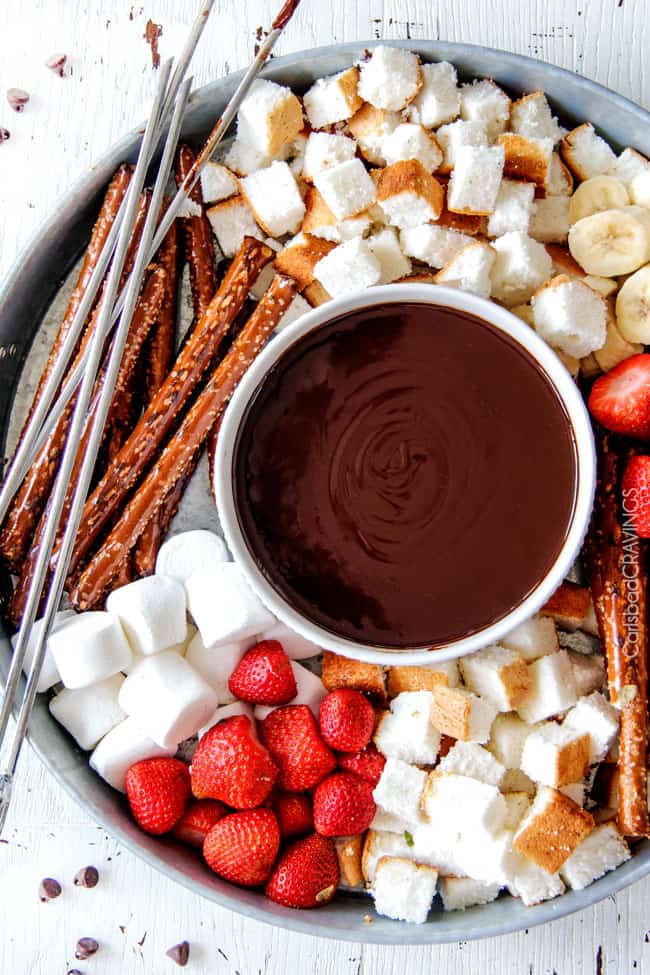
top-left (1, 1), bottom-right (650, 972)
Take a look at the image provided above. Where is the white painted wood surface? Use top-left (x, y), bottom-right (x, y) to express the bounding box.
top-left (1, 1), bottom-right (650, 972)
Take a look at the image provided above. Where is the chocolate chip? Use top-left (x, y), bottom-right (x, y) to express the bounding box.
top-left (0, 128), bottom-right (10, 143)
top-left (74, 865), bottom-right (99, 888)
top-left (45, 53), bottom-right (68, 77)
top-left (67, 970), bottom-right (84, 975)
top-left (7, 88), bottom-right (29, 112)
top-left (166, 941), bottom-right (190, 966)
top-left (38, 877), bottom-right (61, 901)
top-left (75, 937), bottom-right (99, 960)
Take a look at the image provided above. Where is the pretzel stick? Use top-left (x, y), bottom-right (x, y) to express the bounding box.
top-left (585, 431), bottom-right (649, 838)
top-left (61, 236), bottom-right (274, 581)
top-left (175, 143), bottom-right (218, 322)
top-left (6, 267), bottom-right (167, 627)
top-left (145, 218), bottom-right (180, 400)
top-left (0, 190), bottom-right (151, 572)
top-left (71, 275), bottom-right (297, 609)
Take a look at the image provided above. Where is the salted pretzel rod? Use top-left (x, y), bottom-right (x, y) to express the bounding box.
top-left (7, 267), bottom-right (168, 627)
top-left (71, 274), bottom-right (297, 609)
top-left (144, 218), bottom-right (180, 401)
top-left (585, 431), bottom-right (649, 838)
top-left (175, 144), bottom-right (218, 322)
top-left (0, 192), bottom-right (152, 573)
top-left (60, 236), bottom-right (273, 581)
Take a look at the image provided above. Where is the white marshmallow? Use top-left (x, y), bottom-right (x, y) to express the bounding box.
top-left (13, 609), bottom-right (75, 692)
top-left (198, 700), bottom-right (255, 738)
top-left (257, 620), bottom-right (320, 660)
top-left (49, 675), bottom-right (126, 751)
top-left (254, 661), bottom-right (326, 720)
top-left (155, 530), bottom-right (229, 585)
top-left (90, 716), bottom-right (176, 792)
top-left (118, 651), bottom-right (218, 748)
top-left (184, 630), bottom-right (251, 702)
top-left (185, 562), bottom-right (275, 647)
top-left (106, 576), bottom-right (187, 657)
top-left (48, 612), bottom-right (132, 689)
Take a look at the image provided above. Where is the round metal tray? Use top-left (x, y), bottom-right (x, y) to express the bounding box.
top-left (1, 40), bottom-right (649, 944)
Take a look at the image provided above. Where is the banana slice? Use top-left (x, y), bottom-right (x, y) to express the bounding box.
top-left (630, 169), bottom-right (650, 208)
top-left (594, 302), bottom-right (643, 369)
top-left (580, 352), bottom-right (602, 377)
top-left (615, 263), bottom-right (650, 342)
top-left (583, 274), bottom-right (618, 297)
top-left (568, 175), bottom-right (629, 225)
top-left (568, 206), bottom-right (650, 276)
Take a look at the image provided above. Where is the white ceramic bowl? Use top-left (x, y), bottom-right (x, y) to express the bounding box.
top-left (216, 283), bottom-right (596, 666)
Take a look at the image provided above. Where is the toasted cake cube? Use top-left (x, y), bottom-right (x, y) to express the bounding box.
top-left (236, 79), bottom-right (303, 158)
top-left (438, 199), bottom-right (487, 235)
top-left (439, 875), bottom-right (500, 911)
top-left (303, 67), bottom-right (362, 129)
top-left (487, 713), bottom-right (534, 769)
top-left (545, 152), bottom-right (574, 196)
top-left (361, 829), bottom-right (415, 884)
top-left (530, 196), bottom-right (571, 243)
top-left (514, 786), bottom-right (594, 873)
top-left (387, 660), bottom-right (459, 697)
top-left (487, 179), bottom-right (535, 237)
top-left (566, 650), bottom-right (606, 699)
top-left (501, 615), bottom-right (559, 662)
top-left (373, 758), bottom-right (427, 827)
top-left (498, 133), bottom-right (554, 190)
top-left (382, 123), bottom-right (443, 172)
top-left (434, 241), bottom-right (496, 299)
top-left (437, 741), bottom-right (505, 787)
top-left (313, 236), bottom-right (381, 297)
top-left (447, 145), bottom-right (505, 215)
top-left (563, 692), bottom-right (620, 765)
top-left (374, 691), bottom-right (441, 765)
top-left (302, 132), bottom-right (357, 181)
top-left (313, 158), bottom-right (376, 220)
top-left (239, 161), bottom-right (305, 237)
top-left (375, 159), bottom-right (444, 228)
top-left (560, 822), bottom-right (630, 890)
top-left (436, 119), bottom-right (488, 174)
top-left (400, 224), bottom-right (473, 268)
top-left (508, 855), bottom-right (565, 906)
top-left (460, 79), bottom-right (511, 141)
top-left (200, 162), bottom-right (238, 203)
top-left (273, 231), bottom-right (336, 289)
top-left (366, 227), bottom-right (412, 283)
top-left (510, 91), bottom-right (564, 145)
top-left (517, 650), bottom-right (578, 723)
top-left (430, 684), bottom-right (497, 743)
top-left (358, 46), bottom-right (422, 112)
top-left (532, 274), bottom-right (607, 357)
top-left (206, 198), bottom-right (261, 258)
top-left (372, 856), bottom-right (437, 924)
top-left (406, 60), bottom-right (460, 128)
top-left (321, 650), bottom-right (386, 705)
top-left (348, 103), bottom-right (400, 165)
top-left (302, 186), bottom-right (371, 242)
top-left (422, 771), bottom-right (507, 836)
top-left (611, 147), bottom-right (650, 187)
top-left (503, 791), bottom-right (532, 830)
top-left (334, 835), bottom-right (364, 888)
top-left (491, 231), bottom-right (553, 306)
top-left (561, 123), bottom-right (617, 181)
top-left (459, 645), bottom-right (531, 711)
top-left (520, 722), bottom-right (591, 787)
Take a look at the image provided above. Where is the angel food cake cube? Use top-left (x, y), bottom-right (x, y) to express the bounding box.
top-left (375, 160), bottom-right (444, 229)
top-left (303, 66), bottom-right (362, 128)
top-left (516, 650), bottom-right (578, 723)
top-left (459, 644), bottom-right (530, 711)
top-left (430, 684), bottom-right (497, 743)
top-left (434, 242), bottom-right (495, 299)
top-left (372, 758), bottom-right (427, 827)
top-left (510, 91), bottom-right (564, 145)
top-left (448, 145), bottom-right (505, 215)
top-left (313, 158), bottom-right (376, 220)
top-left (236, 79), bottom-right (303, 159)
top-left (436, 119), bottom-right (488, 175)
top-left (382, 123), bottom-right (443, 172)
top-left (513, 786), bottom-right (594, 873)
top-left (302, 132), bottom-right (357, 181)
top-left (400, 224), bottom-right (473, 269)
top-left (487, 179), bottom-right (535, 238)
top-left (357, 46), bottom-right (422, 112)
top-left (374, 691), bottom-right (441, 765)
top-left (206, 198), bottom-right (261, 258)
top-left (406, 61), bottom-right (460, 128)
top-left (520, 722), bottom-right (591, 788)
top-left (437, 741), bottom-right (505, 787)
top-left (239, 161), bottom-right (305, 237)
top-left (460, 79), bottom-right (511, 140)
top-left (313, 237), bottom-right (381, 297)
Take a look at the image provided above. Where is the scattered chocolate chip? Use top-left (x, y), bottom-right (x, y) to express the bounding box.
top-left (7, 88), bottom-right (29, 112)
top-left (74, 865), bottom-right (99, 888)
top-left (75, 937), bottom-right (99, 960)
top-left (166, 941), bottom-right (190, 966)
top-left (45, 53), bottom-right (68, 77)
top-left (0, 128), bottom-right (10, 143)
top-left (38, 877), bottom-right (61, 901)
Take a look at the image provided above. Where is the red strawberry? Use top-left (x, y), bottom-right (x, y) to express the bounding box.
top-left (588, 354), bottom-right (650, 440)
top-left (191, 715), bottom-right (278, 809)
top-left (622, 454), bottom-right (650, 537)
top-left (125, 757), bottom-right (191, 836)
top-left (203, 809), bottom-right (280, 887)
top-left (337, 742), bottom-right (385, 786)
top-left (318, 689), bottom-right (375, 752)
top-left (228, 640), bottom-right (297, 705)
top-left (265, 833), bottom-right (339, 908)
top-left (274, 792), bottom-right (313, 840)
top-left (260, 705), bottom-right (336, 792)
top-left (312, 772), bottom-right (375, 836)
top-left (172, 799), bottom-right (228, 848)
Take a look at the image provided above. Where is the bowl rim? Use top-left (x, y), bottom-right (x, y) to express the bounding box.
top-left (2, 37), bottom-right (650, 945)
top-left (215, 283), bottom-right (596, 666)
